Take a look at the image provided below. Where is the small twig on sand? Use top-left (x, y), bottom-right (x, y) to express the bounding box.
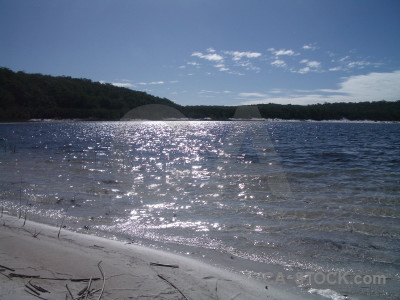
top-left (97, 261), bottom-right (105, 300)
top-left (23, 211), bottom-right (27, 227)
top-left (157, 274), bottom-right (188, 300)
top-left (25, 284), bottom-right (41, 296)
top-left (78, 285), bottom-right (88, 297)
top-left (23, 229), bottom-right (41, 239)
top-left (9, 273), bottom-right (40, 279)
top-left (70, 277), bottom-right (100, 282)
top-left (8, 272), bottom-right (99, 282)
top-left (58, 216), bottom-right (66, 238)
top-left (84, 276), bottom-right (92, 300)
top-left (0, 271), bottom-right (12, 280)
top-left (90, 288), bottom-right (102, 295)
top-left (150, 262), bottom-right (179, 268)
top-left (25, 289), bottom-right (49, 300)
top-left (28, 280), bottom-right (49, 293)
top-left (0, 264), bottom-right (15, 272)
top-left (215, 279), bottom-right (219, 300)
top-left (18, 179), bottom-right (22, 219)
top-left (66, 284), bottom-right (74, 299)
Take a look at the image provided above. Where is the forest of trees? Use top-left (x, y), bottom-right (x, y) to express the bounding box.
top-left (0, 68), bottom-right (180, 121)
top-left (1, 67), bottom-right (399, 122)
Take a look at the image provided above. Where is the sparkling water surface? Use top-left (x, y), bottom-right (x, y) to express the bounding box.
top-left (1, 121), bottom-right (399, 298)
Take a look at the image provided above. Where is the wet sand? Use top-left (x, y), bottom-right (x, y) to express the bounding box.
top-left (0, 214), bottom-right (322, 299)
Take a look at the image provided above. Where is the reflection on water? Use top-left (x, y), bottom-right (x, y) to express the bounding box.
top-left (1, 121), bottom-right (400, 298)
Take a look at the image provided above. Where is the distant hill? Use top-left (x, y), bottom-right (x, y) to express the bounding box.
top-left (0, 67), bottom-right (181, 121)
top-left (1, 67), bottom-right (399, 121)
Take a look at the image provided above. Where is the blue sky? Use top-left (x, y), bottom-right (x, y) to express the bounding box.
top-left (1, 0), bottom-right (399, 106)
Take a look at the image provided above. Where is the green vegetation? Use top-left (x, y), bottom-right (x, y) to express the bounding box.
top-left (1, 67), bottom-right (399, 121)
top-left (0, 68), bottom-right (180, 121)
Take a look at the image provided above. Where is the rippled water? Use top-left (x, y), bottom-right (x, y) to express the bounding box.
top-left (1, 121), bottom-right (399, 298)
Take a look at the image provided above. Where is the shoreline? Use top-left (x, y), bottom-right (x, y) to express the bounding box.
top-left (0, 118), bottom-right (399, 124)
top-left (0, 214), bottom-right (323, 299)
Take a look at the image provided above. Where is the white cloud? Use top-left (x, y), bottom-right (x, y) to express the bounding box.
top-left (111, 82), bottom-right (135, 88)
top-left (239, 92), bottom-right (269, 98)
top-left (192, 51), bottom-right (223, 61)
top-left (339, 56), bottom-right (350, 62)
top-left (270, 89), bottom-right (282, 94)
top-left (234, 60), bottom-right (261, 72)
top-left (187, 61), bottom-right (200, 66)
top-left (308, 61), bottom-right (320, 68)
top-left (199, 89), bottom-right (232, 97)
top-left (271, 59), bottom-right (287, 68)
top-left (294, 59), bottom-right (321, 74)
top-left (334, 70), bottom-right (400, 100)
top-left (300, 59), bottom-right (321, 68)
top-left (214, 63), bottom-right (229, 72)
top-left (329, 55), bottom-right (383, 72)
top-left (298, 67), bottom-right (311, 74)
top-left (328, 51), bottom-right (336, 57)
top-left (347, 61), bottom-right (380, 69)
top-left (239, 70), bottom-right (400, 105)
top-left (329, 67), bottom-right (342, 72)
top-left (225, 51), bottom-right (262, 61)
top-left (190, 48), bottom-right (263, 74)
top-left (269, 49), bottom-right (297, 56)
top-left (200, 89), bottom-right (232, 95)
top-left (137, 81), bottom-right (164, 85)
top-left (302, 44), bottom-right (318, 51)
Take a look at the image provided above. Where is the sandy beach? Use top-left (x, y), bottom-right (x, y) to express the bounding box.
top-left (0, 214), bottom-right (325, 300)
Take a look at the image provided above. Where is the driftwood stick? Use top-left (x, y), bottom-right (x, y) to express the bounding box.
top-left (8, 272), bottom-right (100, 282)
top-left (0, 271), bottom-right (12, 280)
top-left (23, 228), bottom-right (41, 239)
top-left (25, 284), bottom-right (41, 296)
top-left (29, 280), bottom-right (49, 293)
top-left (24, 289), bottom-right (49, 300)
top-left (157, 274), bottom-right (188, 300)
top-left (84, 276), bottom-right (92, 300)
top-left (90, 288), bottom-right (102, 294)
top-left (23, 211), bottom-right (27, 227)
top-left (0, 264), bottom-right (15, 272)
top-left (9, 273), bottom-right (40, 279)
top-left (58, 216), bottom-right (65, 238)
top-left (77, 285), bottom-right (88, 296)
top-left (70, 277), bottom-right (100, 282)
top-left (18, 179), bottom-right (22, 219)
top-left (150, 262), bottom-right (179, 268)
top-left (21, 228), bottom-right (41, 239)
top-left (32, 230), bottom-right (41, 238)
top-left (97, 261), bottom-right (105, 300)
top-left (66, 283), bottom-right (74, 300)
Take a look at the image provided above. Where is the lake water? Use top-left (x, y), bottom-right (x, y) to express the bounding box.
top-left (1, 120), bottom-right (399, 299)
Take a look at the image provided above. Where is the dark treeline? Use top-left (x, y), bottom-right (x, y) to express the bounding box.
top-left (0, 67), bottom-right (179, 121)
top-left (1, 67), bottom-right (399, 121)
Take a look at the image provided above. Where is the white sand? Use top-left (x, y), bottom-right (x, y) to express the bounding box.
top-left (0, 214), bottom-right (323, 299)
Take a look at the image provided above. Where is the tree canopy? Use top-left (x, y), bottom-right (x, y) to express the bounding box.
top-left (1, 67), bottom-right (399, 122)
